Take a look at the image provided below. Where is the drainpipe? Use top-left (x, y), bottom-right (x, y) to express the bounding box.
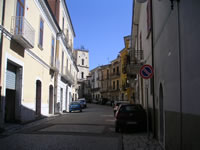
top-left (0, 0), bottom-right (6, 126)
top-left (150, 0), bottom-right (156, 138)
top-left (54, 38), bottom-right (59, 114)
top-left (176, 1), bottom-right (182, 149)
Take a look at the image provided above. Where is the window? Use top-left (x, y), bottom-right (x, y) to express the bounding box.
top-left (61, 51), bottom-right (64, 74)
top-left (113, 81), bottom-right (115, 90)
top-left (107, 70), bottom-right (109, 79)
top-left (39, 18), bottom-right (44, 48)
top-left (66, 59), bottom-right (68, 70)
top-left (62, 17), bottom-right (64, 30)
top-left (146, 0), bottom-right (152, 35)
top-left (51, 37), bottom-right (55, 66)
top-left (117, 80), bottom-right (119, 90)
top-left (16, 0), bottom-right (25, 17)
top-left (117, 66), bottom-right (119, 74)
top-left (16, 0), bottom-right (25, 33)
top-left (82, 72), bottom-right (84, 79)
top-left (113, 68), bottom-right (115, 74)
top-left (82, 59), bottom-right (84, 65)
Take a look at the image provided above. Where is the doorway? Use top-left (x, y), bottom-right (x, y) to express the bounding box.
top-left (5, 61), bottom-right (22, 123)
top-left (60, 88), bottom-right (63, 112)
top-left (36, 80), bottom-right (41, 117)
top-left (49, 85), bottom-right (53, 114)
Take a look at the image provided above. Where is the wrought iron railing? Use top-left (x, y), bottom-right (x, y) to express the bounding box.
top-left (11, 16), bottom-right (35, 48)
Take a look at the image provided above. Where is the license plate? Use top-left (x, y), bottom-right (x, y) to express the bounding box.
top-left (127, 121), bottom-right (137, 125)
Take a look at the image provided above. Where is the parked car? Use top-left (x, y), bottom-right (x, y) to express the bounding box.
top-left (115, 104), bottom-right (147, 132)
top-left (92, 99), bottom-right (99, 104)
top-left (113, 101), bottom-right (130, 116)
top-left (78, 98), bottom-right (87, 108)
top-left (69, 101), bottom-right (82, 112)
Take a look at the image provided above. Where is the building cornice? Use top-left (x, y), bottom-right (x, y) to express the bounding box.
top-left (77, 65), bottom-right (89, 69)
top-left (75, 49), bottom-right (89, 53)
top-left (62, 0), bottom-right (76, 37)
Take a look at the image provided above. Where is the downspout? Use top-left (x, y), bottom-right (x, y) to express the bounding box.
top-left (0, 0), bottom-right (6, 124)
top-left (0, 0), bottom-right (6, 93)
top-left (54, 37), bottom-right (59, 114)
top-left (150, 0), bottom-right (156, 138)
top-left (176, 1), bottom-right (182, 149)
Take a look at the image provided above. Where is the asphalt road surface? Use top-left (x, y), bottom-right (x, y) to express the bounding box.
top-left (0, 104), bottom-right (122, 150)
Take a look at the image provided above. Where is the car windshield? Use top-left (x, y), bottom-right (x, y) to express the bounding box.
top-left (71, 102), bottom-right (79, 105)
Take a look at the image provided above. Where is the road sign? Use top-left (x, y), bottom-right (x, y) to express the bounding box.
top-left (140, 64), bottom-right (153, 79)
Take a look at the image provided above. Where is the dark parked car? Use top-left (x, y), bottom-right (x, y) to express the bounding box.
top-left (78, 98), bottom-right (87, 108)
top-left (113, 101), bottom-right (130, 116)
top-left (69, 101), bottom-right (82, 112)
top-left (115, 104), bottom-right (147, 132)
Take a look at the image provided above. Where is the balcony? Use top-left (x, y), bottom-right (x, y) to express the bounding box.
top-left (62, 67), bottom-right (75, 85)
top-left (126, 49), bottom-right (144, 75)
top-left (110, 72), bottom-right (120, 79)
top-left (50, 57), bottom-right (60, 72)
top-left (11, 16), bottom-right (35, 48)
top-left (60, 30), bottom-right (69, 48)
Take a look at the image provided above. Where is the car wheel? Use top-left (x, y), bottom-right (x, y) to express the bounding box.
top-left (80, 109), bottom-right (82, 112)
top-left (69, 111), bottom-right (71, 113)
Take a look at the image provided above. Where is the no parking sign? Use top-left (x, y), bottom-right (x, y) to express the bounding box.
top-left (140, 64), bottom-right (153, 79)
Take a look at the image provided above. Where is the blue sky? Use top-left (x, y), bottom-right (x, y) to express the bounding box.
top-left (66, 0), bottom-right (133, 70)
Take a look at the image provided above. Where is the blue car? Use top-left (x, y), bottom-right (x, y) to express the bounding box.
top-left (69, 101), bottom-right (82, 112)
top-left (78, 98), bottom-right (87, 108)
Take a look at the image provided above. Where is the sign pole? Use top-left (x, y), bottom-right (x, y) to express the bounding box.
top-left (140, 64), bottom-right (153, 139)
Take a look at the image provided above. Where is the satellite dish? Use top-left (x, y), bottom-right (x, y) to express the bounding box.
top-left (136, 0), bottom-right (147, 3)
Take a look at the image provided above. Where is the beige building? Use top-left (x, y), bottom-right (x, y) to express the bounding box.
top-left (0, 0), bottom-right (77, 127)
top-left (74, 49), bottom-right (89, 98)
top-left (100, 64), bottom-right (111, 101)
top-left (90, 66), bottom-right (101, 101)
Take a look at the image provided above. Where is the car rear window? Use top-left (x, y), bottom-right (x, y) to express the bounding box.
top-left (120, 105), bottom-right (142, 112)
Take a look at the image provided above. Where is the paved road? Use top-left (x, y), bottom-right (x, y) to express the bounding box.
top-left (0, 103), bottom-right (163, 150)
top-left (0, 104), bottom-right (122, 150)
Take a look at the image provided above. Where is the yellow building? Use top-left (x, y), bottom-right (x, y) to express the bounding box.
top-left (110, 56), bottom-right (120, 101)
top-left (119, 36), bottom-right (134, 103)
top-left (0, 0), bottom-right (77, 127)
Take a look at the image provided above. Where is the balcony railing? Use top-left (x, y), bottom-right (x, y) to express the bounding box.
top-left (62, 67), bottom-right (75, 85)
top-left (110, 72), bottom-right (120, 78)
top-left (128, 49), bottom-right (144, 62)
top-left (50, 58), bottom-right (60, 72)
top-left (11, 16), bottom-right (35, 48)
top-left (125, 49), bottom-right (144, 75)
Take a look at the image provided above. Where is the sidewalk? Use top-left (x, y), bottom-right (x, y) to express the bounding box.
top-left (123, 133), bottom-right (163, 150)
top-left (0, 114), bottom-right (62, 137)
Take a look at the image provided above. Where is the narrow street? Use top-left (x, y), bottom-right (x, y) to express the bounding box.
top-left (0, 104), bottom-right (162, 150)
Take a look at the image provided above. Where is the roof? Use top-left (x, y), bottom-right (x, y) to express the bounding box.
top-left (44, 0), bottom-right (61, 32)
top-left (63, 0), bottom-right (76, 37)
